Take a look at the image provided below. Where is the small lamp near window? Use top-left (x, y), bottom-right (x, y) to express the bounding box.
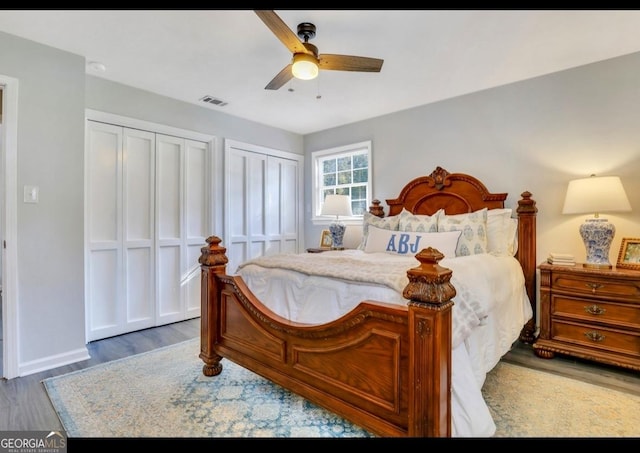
top-left (321, 194), bottom-right (352, 250)
top-left (562, 175), bottom-right (632, 268)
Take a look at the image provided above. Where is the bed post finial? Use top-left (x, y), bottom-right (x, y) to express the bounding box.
top-left (199, 235), bottom-right (229, 270)
top-left (369, 199), bottom-right (385, 218)
top-left (403, 247), bottom-right (456, 305)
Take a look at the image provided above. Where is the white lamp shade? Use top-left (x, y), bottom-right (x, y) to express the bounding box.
top-left (321, 194), bottom-right (353, 218)
top-left (562, 176), bottom-right (631, 215)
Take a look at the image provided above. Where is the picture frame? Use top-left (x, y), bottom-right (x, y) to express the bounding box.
top-left (616, 237), bottom-right (640, 270)
top-left (320, 229), bottom-right (333, 248)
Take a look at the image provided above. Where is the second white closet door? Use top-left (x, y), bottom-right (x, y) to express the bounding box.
top-left (156, 134), bottom-right (207, 325)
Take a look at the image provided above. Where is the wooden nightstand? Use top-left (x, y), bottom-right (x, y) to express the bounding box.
top-left (306, 247), bottom-right (331, 253)
top-left (534, 262), bottom-right (640, 371)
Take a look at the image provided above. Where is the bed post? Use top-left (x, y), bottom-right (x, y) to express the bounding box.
top-left (198, 235), bottom-right (229, 377)
top-left (516, 191), bottom-right (538, 344)
top-left (403, 247), bottom-right (455, 437)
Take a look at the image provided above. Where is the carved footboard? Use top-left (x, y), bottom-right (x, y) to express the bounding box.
top-left (199, 238), bottom-right (456, 437)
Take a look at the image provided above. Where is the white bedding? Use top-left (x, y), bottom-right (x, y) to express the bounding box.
top-left (236, 249), bottom-right (533, 437)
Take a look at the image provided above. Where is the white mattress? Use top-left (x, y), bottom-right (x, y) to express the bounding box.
top-left (237, 250), bottom-right (533, 437)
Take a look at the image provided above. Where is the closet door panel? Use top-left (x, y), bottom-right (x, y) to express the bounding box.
top-left (87, 123), bottom-right (120, 243)
top-left (157, 137), bottom-right (182, 240)
top-left (157, 245), bottom-right (182, 323)
top-left (185, 140), bottom-right (207, 239)
top-left (124, 130), bottom-right (155, 241)
top-left (88, 249), bottom-right (120, 339)
top-left (125, 247), bottom-right (154, 324)
top-left (186, 244), bottom-right (202, 316)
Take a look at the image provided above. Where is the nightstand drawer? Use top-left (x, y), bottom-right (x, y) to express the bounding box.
top-left (552, 274), bottom-right (640, 300)
top-left (551, 320), bottom-right (640, 359)
top-left (552, 295), bottom-right (640, 330)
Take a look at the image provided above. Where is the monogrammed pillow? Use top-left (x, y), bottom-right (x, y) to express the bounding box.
top-left (364, 225), bottom-right (461, 258)
top-left (357, 211), bottom-right (400, 250)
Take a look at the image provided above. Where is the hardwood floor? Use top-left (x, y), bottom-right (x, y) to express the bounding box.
top-left (0, 316), bottom-right (638, 433)
top-left (0, 317), bottom-right (200, 431)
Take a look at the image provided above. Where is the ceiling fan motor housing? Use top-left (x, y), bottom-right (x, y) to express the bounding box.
top-left (297, 22), bottom-right (316, 41)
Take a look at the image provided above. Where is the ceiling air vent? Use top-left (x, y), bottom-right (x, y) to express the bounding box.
top-left (200, 95), bottom-right (228, 107)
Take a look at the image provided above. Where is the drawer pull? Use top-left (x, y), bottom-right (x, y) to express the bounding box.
top-left (585, 282), bottom-right (603, 293)
top-left (584, 305), bottom-right (606, 315)
top-left (584, 331), bottom-right (605, 342)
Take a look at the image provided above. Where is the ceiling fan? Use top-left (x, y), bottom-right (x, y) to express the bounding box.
top-left (255, 10), bottom-right (384, 90)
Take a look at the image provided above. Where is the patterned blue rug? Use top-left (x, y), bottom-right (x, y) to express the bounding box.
top-left (43, 338), bottom-right (640, 438)
top-left (43, 339), bottom-right (372, 437)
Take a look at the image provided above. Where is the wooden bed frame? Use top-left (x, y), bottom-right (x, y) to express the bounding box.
top-left (198, 166), bottom-right (537, 437)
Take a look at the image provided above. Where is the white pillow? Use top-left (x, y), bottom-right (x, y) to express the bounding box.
top-left (357, 211), bottom-right (400, 250)
top-left (398, 208), bottom-right (442, 232)
top-left (437, 208), bottom-right (488, 256)
top-left (364, 225), bottom-right (461, 258)
top-left (487, 208), bottom-right (513, 256)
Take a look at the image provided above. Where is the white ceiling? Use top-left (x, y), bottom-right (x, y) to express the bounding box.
top-left (2, 9), bottom-right (640, 135)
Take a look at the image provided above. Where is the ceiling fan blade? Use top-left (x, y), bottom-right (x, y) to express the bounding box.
top-left (255, 10), bottom-right (310, 55)
top-left (319, 54), bottom-right (384, 72)
top-left (265, 64), bottom-right (294, 90)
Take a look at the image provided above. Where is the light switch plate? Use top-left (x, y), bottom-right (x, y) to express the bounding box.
top-left (24, 185), bottom-right (39, 203)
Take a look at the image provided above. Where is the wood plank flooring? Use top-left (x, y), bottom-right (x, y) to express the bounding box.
top-left (1, 317), bottom-right (638, 433)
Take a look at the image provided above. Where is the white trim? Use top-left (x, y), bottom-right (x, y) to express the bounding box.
top-left (85, 109), bottom-right (214, 143)
top-left (311, 140), bottom-right (372, 225)
top-left (18, 347), bottom-right (90, 377)
top-left (1, 75), bottom-right (20, 379)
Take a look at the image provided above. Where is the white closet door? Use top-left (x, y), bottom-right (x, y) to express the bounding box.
top-left (156, 135), bottom-right (206, 324)
top-left (156, 134), bottom-right (184, 325)
top-left (266, 155), bottom-right (299, 254)
top-left (224, 140), bottom-right (302, 274)
top-left (184, 139), bottom-right (207, 318)
top-left (86, 122), bottom-right (122, 341)
top-left (122, 128), bottom-right (156, 331)
top-left (86, 124), bottom-right (155, 341)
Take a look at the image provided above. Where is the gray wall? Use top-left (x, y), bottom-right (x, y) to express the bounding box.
top-left (1, 31), bottom-right (302, 373)
top-left (304, 52), bottom-right (640, 281)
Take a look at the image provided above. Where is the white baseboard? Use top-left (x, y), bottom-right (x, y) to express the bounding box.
top-left (19, 346), bottom-right (90, 377)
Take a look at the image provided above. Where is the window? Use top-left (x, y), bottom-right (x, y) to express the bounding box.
top-left (312, 141), bottom-right (371, 223)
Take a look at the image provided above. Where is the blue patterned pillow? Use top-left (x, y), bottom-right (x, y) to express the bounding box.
top-left (437, 208), bottom-right (488, 256)
top-left (398, 208), bottom-right (442, 233)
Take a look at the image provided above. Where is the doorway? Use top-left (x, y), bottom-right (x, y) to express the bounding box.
top-left (1, 75), bottom-right (19, 379)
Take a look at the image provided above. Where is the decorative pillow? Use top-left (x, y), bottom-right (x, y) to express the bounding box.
top-left (487, 208), bottom-right (514, 256)
top-left (364, 225), bottom-right (461, 258)
top-left (398, 208), bottom-right (442, 233)
top-left (357, 211), bottom-right (400, 250)
top-left (437, 208), bottom-right (488, 256)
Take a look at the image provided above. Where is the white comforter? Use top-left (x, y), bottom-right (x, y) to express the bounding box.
top-left (236, 250), bottom-right (533, 437)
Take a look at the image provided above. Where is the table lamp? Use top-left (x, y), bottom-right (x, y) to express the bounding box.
top-left (321, 194), bottom-right (352, 250)
top-left (562, 175), bottom-right (631, 268)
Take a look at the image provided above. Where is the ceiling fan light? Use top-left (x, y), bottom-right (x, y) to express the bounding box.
top-left (292, 53), bottom-right (319, 80)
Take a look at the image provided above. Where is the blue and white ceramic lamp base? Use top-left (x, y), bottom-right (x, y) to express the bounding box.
top-left (329, 222), bottom-right (346, 250)
top-left (580, 218), bottom-right (615, 269)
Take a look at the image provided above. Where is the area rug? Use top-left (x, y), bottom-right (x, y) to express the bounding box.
top-left (43, 339), bottom-right (640, 438)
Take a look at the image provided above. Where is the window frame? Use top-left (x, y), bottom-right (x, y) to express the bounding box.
top-left (311, 140), bottom-right (372, 225)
